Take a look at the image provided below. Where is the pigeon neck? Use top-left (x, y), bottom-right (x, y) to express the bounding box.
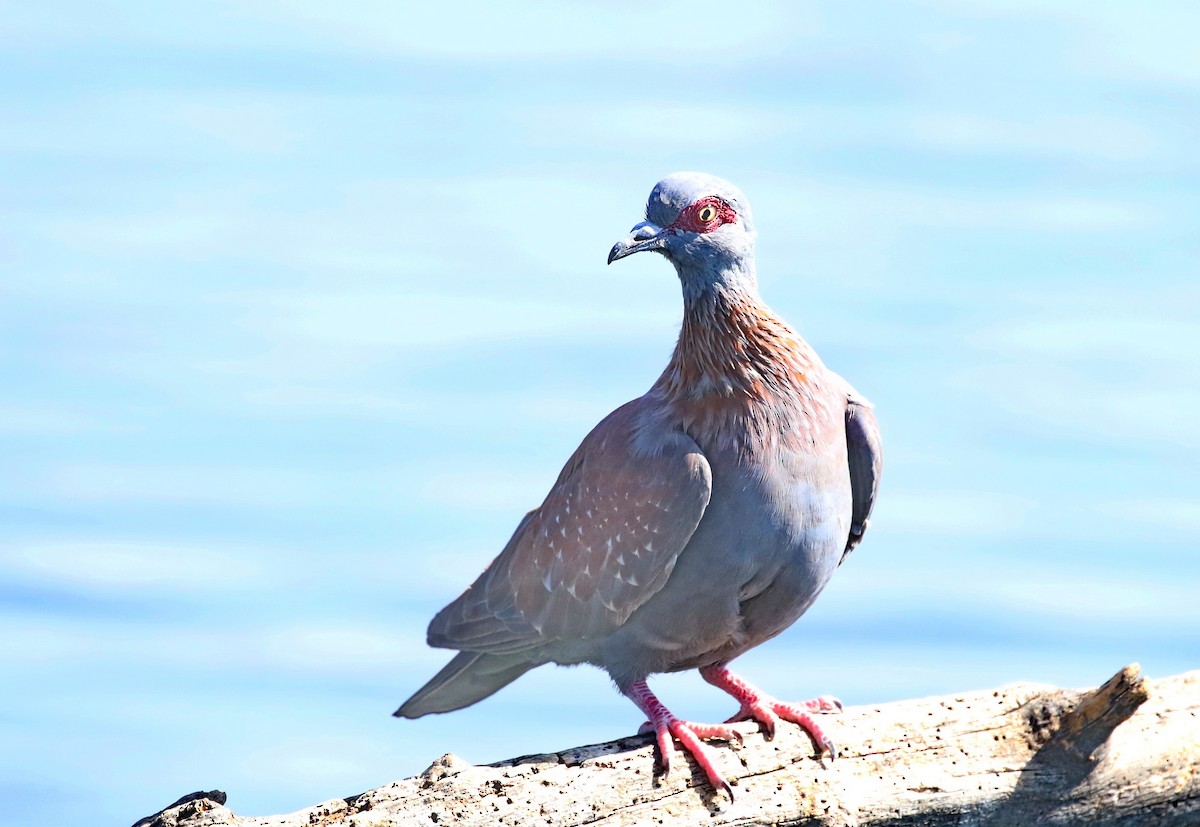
top-left (656, 275), bottom-right (822, 407)
top-left (676, 258), bottom-right (759, 306)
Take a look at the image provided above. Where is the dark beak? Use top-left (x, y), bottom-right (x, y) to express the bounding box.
top-left (607, 222), bottom-right (667, 264)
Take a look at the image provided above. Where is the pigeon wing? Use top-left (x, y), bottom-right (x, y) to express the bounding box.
top-left (427, 399), bottom-right (712, 653)
top-left (843, 391), bottom-right (883, 560)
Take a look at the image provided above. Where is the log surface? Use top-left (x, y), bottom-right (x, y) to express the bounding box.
top-left (136, 665), bottom-right (1200, 826)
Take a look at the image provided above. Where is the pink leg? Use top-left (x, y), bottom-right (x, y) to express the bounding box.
top-left (699, 664), bottom-right (842, 758)
top-left (621, 679), bottom-right (740, 798)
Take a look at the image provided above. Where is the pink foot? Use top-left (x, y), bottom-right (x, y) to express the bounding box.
top-left (700, 665), bottom-right (842, 759)
top-left (623, 680), bottom-right (740, 798)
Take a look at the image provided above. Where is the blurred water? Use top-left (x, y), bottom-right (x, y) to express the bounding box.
top-left (1, 3), bottom-right (1198, 825)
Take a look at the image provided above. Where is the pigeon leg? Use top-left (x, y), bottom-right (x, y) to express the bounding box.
top-left (622, 679), bottom-right (740, 798)
top-left (699, 664), bottom-right (842, 758)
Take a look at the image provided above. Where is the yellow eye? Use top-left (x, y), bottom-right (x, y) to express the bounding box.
top-left (697, 205), bottom-right (717, 222)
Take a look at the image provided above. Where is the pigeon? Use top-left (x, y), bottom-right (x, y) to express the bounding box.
top-left (396, 172), bottom-right (882, 797)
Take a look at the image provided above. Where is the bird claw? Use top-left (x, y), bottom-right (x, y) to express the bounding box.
top-left (711, 678), bottom-right (842, 759)
top-left (765, 704), bottom-right (837, 760)
top-left (643, 717), bottom-right (740, 798)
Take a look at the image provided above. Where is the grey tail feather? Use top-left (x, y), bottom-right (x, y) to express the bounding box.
top-left (394, 651), bottom-right (539, 718)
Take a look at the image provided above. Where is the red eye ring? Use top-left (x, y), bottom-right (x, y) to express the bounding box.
top-left (670, 197), bottom-right (736, 234)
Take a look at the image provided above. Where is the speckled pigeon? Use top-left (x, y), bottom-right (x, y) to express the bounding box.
top-left (396, 172), bottom-right (883, 796)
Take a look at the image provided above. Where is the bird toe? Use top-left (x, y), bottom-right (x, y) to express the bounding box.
top-left (811, 694), bottom-right (844, 713)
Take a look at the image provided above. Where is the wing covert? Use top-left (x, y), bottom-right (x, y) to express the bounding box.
top-left (427, 400), bottom-right (712, 653)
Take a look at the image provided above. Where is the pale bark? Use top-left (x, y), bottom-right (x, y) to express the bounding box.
top-left (135, 664), bottom-right (1200, 826)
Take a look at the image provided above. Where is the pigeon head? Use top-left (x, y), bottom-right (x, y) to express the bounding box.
top-left (608, 172), bottom-right (757, 294)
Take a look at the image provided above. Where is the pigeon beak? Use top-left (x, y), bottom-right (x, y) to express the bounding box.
top-left (607, 222), bottom-right (668, 264)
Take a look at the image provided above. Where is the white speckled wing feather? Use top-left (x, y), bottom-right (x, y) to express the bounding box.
top-left (426, 399), bottom-right (712, 654)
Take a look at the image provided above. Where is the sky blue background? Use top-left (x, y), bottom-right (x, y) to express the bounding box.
top-left (2, 3), bottom-right (1198, 825)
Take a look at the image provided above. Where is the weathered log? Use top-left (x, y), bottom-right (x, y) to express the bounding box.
top-left (136, 664), bottom-right (1199, 826)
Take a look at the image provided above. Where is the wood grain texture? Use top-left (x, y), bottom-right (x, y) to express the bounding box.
top-left (135, 665), bottom-right (1199, 827)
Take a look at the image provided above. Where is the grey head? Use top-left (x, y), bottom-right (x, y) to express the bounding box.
top-left (608, 172), bottom-right (758, 295)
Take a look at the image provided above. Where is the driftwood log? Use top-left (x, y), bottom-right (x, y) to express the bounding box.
top-left (136, 664), bottom-right (1198, 826)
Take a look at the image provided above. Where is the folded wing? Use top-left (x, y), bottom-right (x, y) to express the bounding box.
top-left (843, 392), bottom-right (883, 560)
top-left (427, 400), bottom-right (713, 654)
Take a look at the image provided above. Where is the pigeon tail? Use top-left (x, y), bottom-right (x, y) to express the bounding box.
top-left (394, 651), bottom-right (539, 718)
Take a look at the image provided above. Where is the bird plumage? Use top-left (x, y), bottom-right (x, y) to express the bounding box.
top-left (397, 172), bottom-right (882, 795)
top-left (424, 401), bottom-right (712, 655)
